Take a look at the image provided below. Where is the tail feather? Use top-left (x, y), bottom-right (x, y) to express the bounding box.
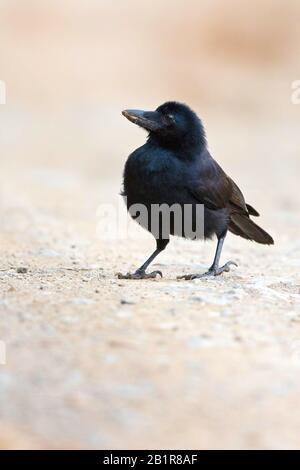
top-left (228, 220), bottom-right (248, 238)
top-left (246, 204), bottom-right (260, 217)
top-left (229, 214), bottom-right (274, 245)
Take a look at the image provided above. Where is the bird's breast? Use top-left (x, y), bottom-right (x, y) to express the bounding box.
top-left (124, 149), bottom-right (185, 204)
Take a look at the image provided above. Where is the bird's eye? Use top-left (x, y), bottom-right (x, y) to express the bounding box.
top-left (167, 114), bottom-right (175, 122)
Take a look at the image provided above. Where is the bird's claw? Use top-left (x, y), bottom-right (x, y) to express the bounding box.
top-left (117, 270), bottom-right (163, 280)
top-left (177, 261), bottom-right (237, 280)
top-left (211, 261), bottom-right (238, 276)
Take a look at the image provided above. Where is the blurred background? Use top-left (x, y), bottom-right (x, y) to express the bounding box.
top-left (0, 0), bottom-right (300, 450)
top-left (1, 0), bottom-right (299, 178)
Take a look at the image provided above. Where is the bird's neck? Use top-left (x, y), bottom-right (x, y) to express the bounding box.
top-left (147, 134), bottom-right (206, 160)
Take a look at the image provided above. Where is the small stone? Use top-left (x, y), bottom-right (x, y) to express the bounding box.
top-left (191, 296), bottom-right (204, 303)
top-left (120, 299), bottom-right (135, 305)
top-left (234, 335), bottom-right (243, 342)
top-left (16, 267), bottom-right (28, 274)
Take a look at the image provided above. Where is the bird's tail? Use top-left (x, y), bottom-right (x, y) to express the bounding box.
top-left (229, 214), bottom-right (274, 245)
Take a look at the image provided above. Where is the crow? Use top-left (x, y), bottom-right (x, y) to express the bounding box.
top-left (117, 101), bottom-right (274, 280)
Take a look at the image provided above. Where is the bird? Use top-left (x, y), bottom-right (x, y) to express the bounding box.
top-left (117, 101), bottom-right (274, 280)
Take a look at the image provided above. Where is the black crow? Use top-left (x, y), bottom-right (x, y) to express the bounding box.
top-left (118, 101), bottom-right (274, 280)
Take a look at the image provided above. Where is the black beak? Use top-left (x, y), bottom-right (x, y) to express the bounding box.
top-left (122, 109), bottom-right (162, 132)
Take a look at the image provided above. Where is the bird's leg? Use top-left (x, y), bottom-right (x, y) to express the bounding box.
top-left (117, 239), bottom-right (169, 280)
top-left (205, 234), bottom-right (238, 276)
top-left (178, 233), bottom-right (237, 280)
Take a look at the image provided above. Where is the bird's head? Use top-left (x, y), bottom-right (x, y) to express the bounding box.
top-left (122, 101), bottom-right (206, 153)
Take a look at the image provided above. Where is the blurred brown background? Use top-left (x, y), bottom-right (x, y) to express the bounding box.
top-left (1, 0), bottom-right (299, 176)
top-left (0, 0), bottom-right (300, 450)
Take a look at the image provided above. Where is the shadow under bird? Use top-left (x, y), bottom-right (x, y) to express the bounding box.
top-left (118, 101), bottom-right (274, 280)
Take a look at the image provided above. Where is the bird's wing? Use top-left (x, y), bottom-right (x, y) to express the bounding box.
top-left (188, 157), bottom-right (249, 215)
top-left (228, 177), bottom-right (260, 216)
top-left (227, 176), bottom-right (249, 214)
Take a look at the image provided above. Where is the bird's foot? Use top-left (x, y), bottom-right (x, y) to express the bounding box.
top-left (177, 261), bottom-right (237, 280)
top-left (117, 269), bottom-right (163, 280)
top-left (206, 261), bottom-right (238, 277)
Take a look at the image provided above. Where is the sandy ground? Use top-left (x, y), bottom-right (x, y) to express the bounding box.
top-left (0, 113), bottom-right (299, 450)
top-left (0, 0), bottom-right (300, 450)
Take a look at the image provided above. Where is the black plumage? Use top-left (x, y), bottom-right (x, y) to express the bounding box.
top-left (118, 101), bottom-right (274, 280)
